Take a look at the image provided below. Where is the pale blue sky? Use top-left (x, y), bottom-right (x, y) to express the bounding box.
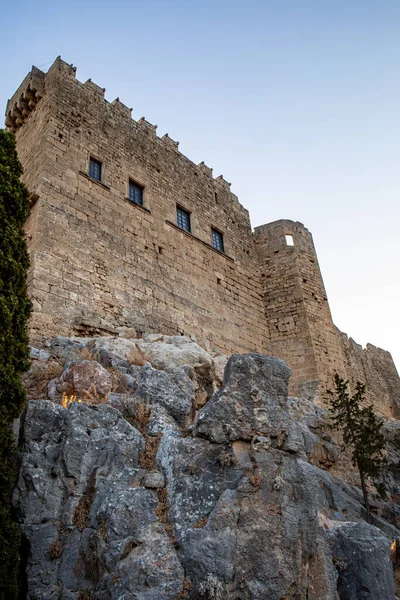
top-left (2, 1), bottom-right (399, 369)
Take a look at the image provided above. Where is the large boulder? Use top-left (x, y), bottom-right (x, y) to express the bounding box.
top-left (193, 353), bottom-right (297, 447)
top-left (327, 522), bottom-right (395, 599)
top-left (60, 360), bottom-right (113, 398)
top-left (132, 363), bottom-right (194, 426)
top-left (157, 431), bottom-right (339, 599)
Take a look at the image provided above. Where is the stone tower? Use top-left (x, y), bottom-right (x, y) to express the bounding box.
top-left (254, 219), bottom-right (346, 403)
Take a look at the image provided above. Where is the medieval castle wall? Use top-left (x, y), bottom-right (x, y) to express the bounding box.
top-left (5, 57), bottom-right (400, 417)
top-left (254, 219), bottom-right (347, 402)
top-left (7, 58), bottom-right (269, 357)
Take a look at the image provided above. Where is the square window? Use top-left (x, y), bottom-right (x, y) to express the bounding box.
top-left (88, 157), bottom-right (102, 182)
top-left (177, 206), bottom-right (191, 233)
top-left (211, 228), bottom-right (224, 253)
top-left (285, 234), bottom-right (294, 246)
top-left (128, 179), bottom-right (144, 206)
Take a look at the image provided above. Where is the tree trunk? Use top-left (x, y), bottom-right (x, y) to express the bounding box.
top-left (359, 468), bottom-right (371, 524)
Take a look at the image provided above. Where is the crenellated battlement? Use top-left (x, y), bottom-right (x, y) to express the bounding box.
top-left (6, 56), bottom-right (236, 191)
top-left (5, 66), bottom-right (46, 132)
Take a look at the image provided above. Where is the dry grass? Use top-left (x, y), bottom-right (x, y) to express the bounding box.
top-left (218, 448), bottom-right (236, 469)
top-left (155, 486), bottom-right (176, 545)
top-left (139, 432), bottom-right (162, 470)
top-left (108, 369), bottom-right (130, 393)
top-left (78, 591), bottom-right (92, 600)
top-left (249, 474), bottom-right (261, 488)
top-left (24, 360), bottom-right (64, 399)
top-left (73, 472), bottom-right (96, 531)
top-left (75, 346), bottom-right (95, 361)
top-left (126, 344), bottom-right (147, 366)
top-left (49, 539), bottom-right (63, 560)
top-left (82, 384), bottom-right (108, 405)
top-left (61, 393), bottom-right (81, 408)
top-left (126, 398), bottom-right (151, 435)
top-left (98, 518), bottom-right (107, 542)
top-left (193, 516), bottom-right (208, 529)
top-left (61, 384), bottom-right (109, 409)
top-left (178, 578), bottom-right (191, 599)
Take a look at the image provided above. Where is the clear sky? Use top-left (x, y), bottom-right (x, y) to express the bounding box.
top-left (1, 0), bottom-right (399, 370)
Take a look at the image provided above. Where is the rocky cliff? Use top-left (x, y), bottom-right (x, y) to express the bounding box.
top-left (15, 334), bottom-right (400, 599)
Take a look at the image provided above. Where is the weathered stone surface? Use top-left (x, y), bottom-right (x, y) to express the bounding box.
top-left (94, 488), bottom-right (183, 599)
top-left (157, 431), bottom-right (339, 599)
top-left (327, 522), bottom-right (395, 600)
top-left (16, 343), bottom-right (399, 599)
top-left (93, 334), bottom-right (214, 376)
top-left (45, 336), bottom-right (94, 362)
top-left (193, 353), bottom-right (293, 445)
top-left (14, 400), bottom-right (185, 599)
top-left (213, 353), bottom-right (229, 386)
top-left (137, 336), bottom-right (214, 374)
top-left (60, 359), bottom-right (113, 398)
top-left (133, 363), bottom-right (194, 425)
top-left (142, 471), bottom-right (165, 489)
top-left (29, 346), bottom-right (51, 360)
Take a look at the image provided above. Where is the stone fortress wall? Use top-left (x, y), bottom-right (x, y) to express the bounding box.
top-left (6, 57), bottom-right (400, 417)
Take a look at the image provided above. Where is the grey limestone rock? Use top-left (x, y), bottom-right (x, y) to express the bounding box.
top-left (14, 400), bottom-right (185, 599)
top-left (16, 342), bottom-right (399, 599)
top-left (193, 353), bottom-right (294, 445)
top-left (328, 521), bottom-right (396, 599)
top-left (133, 363), bottom-right (194, 426)
top-left (142, 471), bottom-right (165, 488)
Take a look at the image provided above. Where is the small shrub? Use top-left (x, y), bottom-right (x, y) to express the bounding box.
top-left (193, 516), bottom-right (208, 529)
top-left (218, 448), bottom-right (236, 469)
top-left (109, 369), bottom-right (129, 393)
top-left (75, 347), bottom-right (94, 361)
top-left (178, 578), bottom-right (191, 599)
top-left (249, 474), bottom-right (261, 488)
top-left (98, 518), bottom-right (107, 542)
top-left (57, 521), bottom-right (68, 535)
top-left (155, 486), bottom-right (176, 545)
top-left (139, 432), bottom-right (162, 470)
top-left (127, 397), bottom-right (151, 434)
top-left (73, 472), bottom-right (96, 531)
top-left (83, 533), bottom-right (106, 584)
top-left (82, 384), bottom-right (108, 405)
top-left (49, 540), bottom-right (63, 560)
top-left (136, 398), bottom-right (151, 433)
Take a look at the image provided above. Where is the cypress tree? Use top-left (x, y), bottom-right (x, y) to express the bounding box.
top-left (329, 374), bottom-right (387, 524)
top-left (0, 129), bottom-right (31, 599)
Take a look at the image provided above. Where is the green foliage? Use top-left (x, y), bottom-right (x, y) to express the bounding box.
top-left (329, 374), bottom-right (388, 522)
top-left (329, 375), bottom-right (386, 477)
top-left (0, 129), bottom-right (31, 599)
